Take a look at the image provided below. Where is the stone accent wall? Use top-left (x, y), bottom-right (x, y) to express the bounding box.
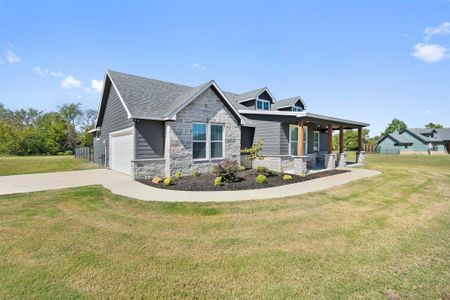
top-left (132, 159), bottom-right (165, 180)
top-left (165, 87), bottom-right (241, 177)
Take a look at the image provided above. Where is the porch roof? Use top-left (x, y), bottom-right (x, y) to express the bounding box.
top-left (238, 110), bottom-right (369, 129)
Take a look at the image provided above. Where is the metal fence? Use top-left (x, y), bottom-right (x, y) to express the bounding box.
top-left (74, 147), bottom-right (93, 162)
top-left (364, 144), bottom-right (376, 153)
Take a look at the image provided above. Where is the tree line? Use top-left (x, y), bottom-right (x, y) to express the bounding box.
top-left (0, 103), bottom-right (97, 155)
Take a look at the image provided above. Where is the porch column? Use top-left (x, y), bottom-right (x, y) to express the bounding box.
top-left (356, 127), bottom-right (365, 164)
top-left (324, 125), bottom-right (336, 169)
top-left (337, 126), bottom-right (347, 167)
top-left (298, 121), bottom-right (304, 156)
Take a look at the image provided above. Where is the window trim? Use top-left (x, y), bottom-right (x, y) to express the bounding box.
top-left (192, 122), bottom-right (226, 161)
top-left (292, 106), bottom-right (302, 112)
top-left (289, 124), bottom-right (308, 156)
top-left (210, 123), bottom-right (225, 160)
top-left (256, 99), bottom-right (270, 111)
top-left (192, 122), bottom-right (208, 161)
top-left (313, 131), bottom-right (320, 153)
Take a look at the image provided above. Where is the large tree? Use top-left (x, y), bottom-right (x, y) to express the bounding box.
top-left (58, 103), bottom-right (82, 151)
top-left (424, 122), bottom-right (443, 129)
top-left (381, 118), bottom-right (407, 136)
top-left (333, 129), bottom-right (370, 151)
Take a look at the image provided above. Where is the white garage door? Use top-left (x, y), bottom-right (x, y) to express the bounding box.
top-left (110, 128), bottom-right (133, 176)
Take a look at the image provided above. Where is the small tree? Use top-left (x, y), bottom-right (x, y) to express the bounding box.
top-left (241, 139), bottom-right (264, 161)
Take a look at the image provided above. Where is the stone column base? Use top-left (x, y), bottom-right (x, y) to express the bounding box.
top-left (356, 151), bottom-right (365, 164)
top-left (337, 153), bottom-right (347, 167)
top-left (324, 154), bottom-right (336, 170)
top-left (294, 157), bottom-right (307, 175)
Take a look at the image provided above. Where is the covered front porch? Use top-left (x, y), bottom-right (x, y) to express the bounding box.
top-left (242, 111), bottom-right (369, 174)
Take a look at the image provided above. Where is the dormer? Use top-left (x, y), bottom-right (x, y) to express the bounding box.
top-left (235, 87), bottom-right (276, 111)
top-left (273, 96), bottom-right (307, 112)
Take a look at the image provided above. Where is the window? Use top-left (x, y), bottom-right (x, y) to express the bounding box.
top-left (192, 123), bottom-right (207, 159)
top-left (313, 131), bottom-right (320, 152)
top-left (256, 99), bottom-right (270, 110)
top-left (289, 125), bottom-right (307, 155)
top-left (210, 124), bottom-right (224, 158)
top-left (292, 106), bottom-right (302, 112)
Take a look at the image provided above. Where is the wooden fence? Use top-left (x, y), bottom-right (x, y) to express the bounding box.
top-left (364, 144), bottom-right (376, 153)
top-left (74, 147), bottom-right (93, 162)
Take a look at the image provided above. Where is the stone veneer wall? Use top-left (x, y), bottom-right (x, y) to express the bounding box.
top-left (164, 87), bottom-right (241, 177)
top-left (132, 159), bottom-right (165, 180)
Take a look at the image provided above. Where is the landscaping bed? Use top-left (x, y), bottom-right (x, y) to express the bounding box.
top-left (139, 168), bottom-right (349, 191)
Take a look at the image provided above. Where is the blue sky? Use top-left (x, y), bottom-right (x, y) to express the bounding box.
top-left (0, 0), bottom-right (449, 135)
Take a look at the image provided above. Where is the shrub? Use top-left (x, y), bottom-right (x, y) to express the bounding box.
top-left (64, 150), bottom-right (73, 155)
top-left (212, 159), bottom-right (240, 183)
top-left (256, 165), bottom-right (268, 173)
top-left (239, 165), bottom-right (246, 171)
top-left (175, 171), bottom-right (182, 180)
top-left (268, 170), bottom-right (279, 176)
top-left (299, 172), bottom-right (306, 178)
top-left (256, 174), bottom-right (267, 184)
top-left (241, 139), bottom-right (265, 161)
top-left (214, 176), bottom-right (222, 186)
top-left (163, 177), bottom-right (173, 186)
top-left (282, 174), bottom-right (292, 182)
top-left (193, 169), bottom-right (199, 177)
top-left (152, 176), bottom-right (162, 184)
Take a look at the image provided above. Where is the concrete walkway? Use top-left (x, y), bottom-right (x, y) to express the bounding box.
top-left (0, 168), bottom-right (381, 202)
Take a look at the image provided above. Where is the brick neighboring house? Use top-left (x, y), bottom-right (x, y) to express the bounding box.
top-left (376, 128), bottom-right (450, 155)
top-left (92, 70), bottom-right (369, 180)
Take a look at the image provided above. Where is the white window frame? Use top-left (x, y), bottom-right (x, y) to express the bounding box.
top-left (313, 131), bottom-right (320, 152)
top-left (210, 123), bottom-right (225, 160)
top-left (192, 122), bottom-right (208, 161)
top-left (292, 106), bottom-right (302, 112)
top-left (192, 122), bottom-right (226, 161)
top-left (289, 124), bottom-right (308, 156)
top-left (256, 99), bottom-right (270, 111)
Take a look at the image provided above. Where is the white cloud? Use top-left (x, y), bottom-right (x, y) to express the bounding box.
top-left (425, 21), bottom-right (450, 40)
top-left (424, 109), bottom-right (432, 115)
top-left (90, 79), bottom-right (103, 92)
top-left (33, 66), bottom-right (64, 78)
top-left (412, 43), bottom-right (448, 63)
top-left (6, 49), bottom-right (21, 63)
top-left (61, 75), bottom-right (82, 89)
top-left (192, 62), bottom-right (206, 70)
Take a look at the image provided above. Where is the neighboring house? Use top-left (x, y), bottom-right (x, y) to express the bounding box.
top-left (92, 70), bottom-right (369, 179)
top-left (376, 128), bottom-right (450, 154)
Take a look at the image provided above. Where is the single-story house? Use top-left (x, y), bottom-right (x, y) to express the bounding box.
top-left (92, 70), bottom-right (369, 179)
top-left (376, 128), bottom-right (450, 154)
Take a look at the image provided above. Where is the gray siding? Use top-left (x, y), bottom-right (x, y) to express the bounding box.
top-left (241, 100), bottom-right (255, 110)
top-left (280, 123), bottom-right (290, 155)
top-left (253, 121), bottom-right (281, 155)
top-left (135, 120), bottom-right (165, 159)
top-left (93, 86), bottom-right (133, 166)
top-left (258, 91), bottom-right (273, 102)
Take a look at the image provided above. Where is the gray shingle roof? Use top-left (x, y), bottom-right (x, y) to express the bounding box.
top-left (389, 131), bottom-right (413, 145)
top-left (273, 96), bottom-right (303, 109)
top-left (435, 128), bottom-right (450, 141)
top-left (404, 128), bottom-right (443, 142)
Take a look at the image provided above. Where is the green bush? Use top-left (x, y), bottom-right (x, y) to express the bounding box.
top-left (193, 169), bottom-right (199, 177)
top-left (256, 174), bottom-right (267, 184)
top-left (299, 172), bottom-right (306, 178)
top-left (175, 171), bottom-right (182, 180)
top-left (282, 174), bottom-right (292, 182)
top-left (163, 177), bottom-right (173, 186)
top-left (64, 150), bottom-right (73, 155)
top-left (268, 170), bottom-right (279, 176)
top-left (239, 165), bottom-right (246, 171)
top-left (214, 176), bottom-right (222, 186)
top-left (212, 159), bottom-right (240, 183)
top-left (256, 166), bottom-right (268, 173)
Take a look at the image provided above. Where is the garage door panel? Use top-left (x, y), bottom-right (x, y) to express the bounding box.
top-left (110, 132), bottom-right (133, 176)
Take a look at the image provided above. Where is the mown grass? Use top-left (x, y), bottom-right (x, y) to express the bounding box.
top-left (0, 154), bottom-right (449, 299)
top-left (0, 155), bottom-right (97, 176)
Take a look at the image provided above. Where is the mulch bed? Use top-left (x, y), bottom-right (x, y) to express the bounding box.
top-left (138, 169), bottom-right (349, 191)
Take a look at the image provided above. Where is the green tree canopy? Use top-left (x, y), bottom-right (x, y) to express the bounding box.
top-left (424, 122), bottom-right (443, 129)
top-left (382, 118), bottom-right (407, 136)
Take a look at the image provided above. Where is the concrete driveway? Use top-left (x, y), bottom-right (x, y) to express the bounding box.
top-left (0, 168), bottom-right (380, 202)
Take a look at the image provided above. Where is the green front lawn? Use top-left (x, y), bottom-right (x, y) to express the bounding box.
top-left (0, 154), bottom-right (449, 298)
top-left (0, 155), bottom-right (97, 176)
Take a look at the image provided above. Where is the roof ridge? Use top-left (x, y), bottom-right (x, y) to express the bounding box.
top-left (107, 69), bottom-right (195, 89)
